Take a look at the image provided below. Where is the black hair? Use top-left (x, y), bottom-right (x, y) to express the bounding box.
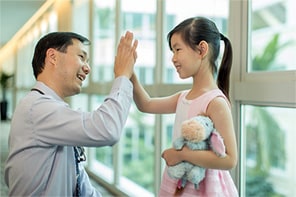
top-left (167, 17), bottom-right (233, 100)
top-left (32, 32), bottom-right (90, 79)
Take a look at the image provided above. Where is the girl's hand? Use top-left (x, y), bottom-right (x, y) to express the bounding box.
top-left (161, 147), bottom-right (185, 166)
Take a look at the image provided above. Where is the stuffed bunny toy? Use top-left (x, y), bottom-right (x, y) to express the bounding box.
top-left (167, 115), bottom-right (226, 189)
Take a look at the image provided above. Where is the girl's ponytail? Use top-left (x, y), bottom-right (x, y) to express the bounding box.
top-left (217, 33), bottom-right (233, 100)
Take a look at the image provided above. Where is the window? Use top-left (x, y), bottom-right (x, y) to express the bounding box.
top-left (120, 105), bottom-right (155, 194)
top-left (242, 106), bottom-right (295, 196)
top-left (250, 0), bottom-right (296, 72)
top-left (122, 0), bottom-right (157, 85)
top-left (89, 0), bottom-right (231, 196)
top-left (232, 0), bottom-right (296, 196)
top-left (92, 0), bottom-right (116, 83)
top-left (91, 94), bottom-right (114, 182)
top-left (120, 1), bottom-right (156, 194)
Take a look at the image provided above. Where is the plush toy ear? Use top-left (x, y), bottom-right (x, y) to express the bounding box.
top-left (210, 130), bottom-right (226, 158)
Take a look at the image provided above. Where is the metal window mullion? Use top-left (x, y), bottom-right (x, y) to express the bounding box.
top-left (229, 0), bottom-right (249, 196)
top-left (153, 0), bottom-right (166, 195)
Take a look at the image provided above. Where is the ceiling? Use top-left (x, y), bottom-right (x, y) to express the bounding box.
top-left (0, 0), bottom-right (46, 48)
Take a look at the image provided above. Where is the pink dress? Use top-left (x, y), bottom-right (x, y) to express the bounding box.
top-left (158, 89), bottom-right (238, 197)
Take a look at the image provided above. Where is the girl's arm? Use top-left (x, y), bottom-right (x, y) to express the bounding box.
top-left (162, 97), bottom-right (238, 170)
top-left (130, 73), bottom-right (180, 114)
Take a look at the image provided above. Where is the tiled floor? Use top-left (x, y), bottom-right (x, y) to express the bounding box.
top-left (0, 121), bottom-right (114, 197)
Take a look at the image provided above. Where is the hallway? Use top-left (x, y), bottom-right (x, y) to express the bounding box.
top-left (0, 121), bottom-right (115, 196)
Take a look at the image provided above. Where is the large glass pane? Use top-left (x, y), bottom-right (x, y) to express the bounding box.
top-left (70, 94), bottom-right (88, 111)
top-left (162, 115), bottom-right (175, 149)
top-left (16, 37), bottom-right (35, 88)
top-left (119, 105), bottom-right (155, 196)
top-left (164, 0), bottom-right (229, 83)
top-left (72, 0), bottom-right (89, 38)
top-left (243, 105), bottom-right (296, 196)
top-left (122, 0), bottom-right (156, 85)
top-left (161, 114), bottom-right (175, 173)
top-left (92, 0), bottom-right (116, 83)
top-left (91, 94), bottom-right (114, 182)
top-left (119, 0), bottom-right (156, 194)
top-left (250, 0), bottom-right (296, 72)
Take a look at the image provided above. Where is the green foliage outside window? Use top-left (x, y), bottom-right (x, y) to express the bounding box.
top-left (252, 33), bottom-right (291, 71)
top-left (246, 33), bottom-right (288, 196)
top-left (96, 8), bottom-right (114, 30)
top-left (246, 107), bottom-right (286, 197)
top-left (122, 110), bottom-right (155, 193)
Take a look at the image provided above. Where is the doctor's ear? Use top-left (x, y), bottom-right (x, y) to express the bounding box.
top-left (46, 48), bottom-right (57, 64)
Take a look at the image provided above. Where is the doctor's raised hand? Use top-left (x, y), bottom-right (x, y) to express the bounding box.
top-left (114, 31), bottom-right (138, 79)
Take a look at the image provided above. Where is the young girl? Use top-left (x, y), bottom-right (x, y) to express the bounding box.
top-left (131, 17), bottom-right (238, 196)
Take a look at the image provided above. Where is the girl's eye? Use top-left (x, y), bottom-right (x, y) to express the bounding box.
top-left (172, 48), bottom-right (180, 54)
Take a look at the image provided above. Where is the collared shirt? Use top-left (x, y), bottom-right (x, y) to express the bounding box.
top-left (4, 76), bottom-right (133, 196)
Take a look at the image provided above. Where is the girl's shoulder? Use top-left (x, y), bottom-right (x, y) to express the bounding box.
top-left (201, 89), bottom-right (225, 100)
top-left (185, 89), bottom-right (225, 103)
top-left (187, 89), bottom-right (228, 116)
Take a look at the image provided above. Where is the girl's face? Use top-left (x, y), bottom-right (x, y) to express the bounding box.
top-left (170, 33), bottom-right (202, 79)
top-left (55, 39), bottom-right (90, 97)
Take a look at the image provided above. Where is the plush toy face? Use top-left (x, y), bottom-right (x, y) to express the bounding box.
top-left (181, 116), bottom-right (214, 143)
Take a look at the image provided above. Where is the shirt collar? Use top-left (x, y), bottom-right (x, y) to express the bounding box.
top-left (33, 81), bottom-right (65, 103)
